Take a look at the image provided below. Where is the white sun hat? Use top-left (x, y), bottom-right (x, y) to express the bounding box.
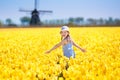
top-left (61, 26), bottom-right (69, 31)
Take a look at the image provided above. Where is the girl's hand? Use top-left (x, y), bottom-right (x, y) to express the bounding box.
top-left (80, 48), bottom-right (86, 52)
top-left (45, 50), bottom-right (51, 54)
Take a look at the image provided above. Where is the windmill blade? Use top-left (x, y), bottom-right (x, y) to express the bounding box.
top-left (35, 0), bottom-right (37, 9)
top-left (19, 9), bottom-right (32, 12)
top-left (38, 10), bottom-right (53, 13)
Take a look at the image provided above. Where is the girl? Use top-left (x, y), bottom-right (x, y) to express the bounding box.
top-left (45, 26), bottom-right (86, 58)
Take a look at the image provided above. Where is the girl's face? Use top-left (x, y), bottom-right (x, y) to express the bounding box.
top-left (60, 30), bottom-right (69, 38)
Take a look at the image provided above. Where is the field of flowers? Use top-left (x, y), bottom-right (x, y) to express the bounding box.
top-left (0, 27), bottom-right (120, 80)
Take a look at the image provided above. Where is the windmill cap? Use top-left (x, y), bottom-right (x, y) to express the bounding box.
top-left (61, 26), bottom-right (69, 31)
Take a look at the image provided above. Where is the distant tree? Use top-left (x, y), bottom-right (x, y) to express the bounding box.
top-left (57, 19), bottom-right (64, 25)
top-left (108, 17), bottom-right (114, 25)
top-left (98, 18), bottom-right (105, 25)
top-left (75, 17), bottom-right (84, 25)
top-left (68, 17), bottom-right (75, 25)
top-left (56, 19), bottom-right (60, 25)
top-left (43, 19), bottom-right (67, 25)
top-left (87, 18), bottom-right (97, 25)
top-left (44, 20), bottom-right (49, 25)
top-left (48, 20), bottom-right (54, 25)
top-left (60, 19), bottom-right (64, 25)
top-left (6, 18), bottom-right (12, 25)
top-left (114, 18), bottom-right (120, 25)
top-left (20, 16), bottom-right (31, 26)
top-left (0, 20), bottom-right (3, 26)
top-left (5, 18), bottom-right (17, 27)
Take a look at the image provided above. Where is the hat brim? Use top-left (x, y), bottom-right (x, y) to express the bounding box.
top-left (61, 29), bottom-right (69, 31)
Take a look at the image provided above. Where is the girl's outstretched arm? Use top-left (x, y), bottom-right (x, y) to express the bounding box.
top-left (72, 40), bottom-right (86, 52)
top-left (45, 40), bottom-right (64, 53)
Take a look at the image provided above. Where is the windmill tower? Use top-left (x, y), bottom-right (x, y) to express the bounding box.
top-left (20, 0), bottom-right (52, 25)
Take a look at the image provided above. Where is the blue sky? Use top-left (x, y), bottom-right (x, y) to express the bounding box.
top-left (0, 0), bottom-right (120, 24)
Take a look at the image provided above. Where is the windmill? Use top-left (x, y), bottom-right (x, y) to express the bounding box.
top-left (19, 0), bottom-right (53, 25)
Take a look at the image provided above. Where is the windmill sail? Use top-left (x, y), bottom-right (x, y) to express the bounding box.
top-left (35, 0), bottom-right (37, 9)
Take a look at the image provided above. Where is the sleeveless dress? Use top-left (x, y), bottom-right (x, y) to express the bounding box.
top-left (62, 42), bottom-right (75, 58)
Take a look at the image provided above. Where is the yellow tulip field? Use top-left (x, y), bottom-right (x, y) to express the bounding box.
top-left (0, 27), bottom-right (120, 80)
